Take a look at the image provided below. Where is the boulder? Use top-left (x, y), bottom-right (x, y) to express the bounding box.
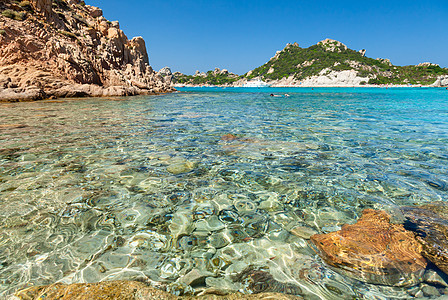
top-left (317, 39), bottom-right (348, 52)
top-left (0, 86), bottom-right (46, 101)
top-left (401, 203), bottom-right (448, 275)
top-left (159, 67), bottom-right (173, 77)
top-left (86, 5), bottom-right (103, 18)
top-left (234, 268), bottom-right (302, 295)
top-left (310, 209), bottom-right (427, 286)
top-left (431, 75), bottom-right (448, 87)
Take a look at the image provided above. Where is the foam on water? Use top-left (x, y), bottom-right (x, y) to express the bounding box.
top-left (1, 88), bottom-right (448, 298)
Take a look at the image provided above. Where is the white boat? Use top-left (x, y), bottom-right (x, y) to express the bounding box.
top-left (243, 79), bottom-right (270, 88)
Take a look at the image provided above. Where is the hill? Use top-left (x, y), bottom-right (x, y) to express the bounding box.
top-left (173, 39), bottom-right (448, 87)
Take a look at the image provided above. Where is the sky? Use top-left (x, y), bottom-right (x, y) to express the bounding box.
top-left (88, 0), bottom-right (448, 75)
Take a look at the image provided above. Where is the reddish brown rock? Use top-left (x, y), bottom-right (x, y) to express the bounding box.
top-left (0, 0), bottom-right (174, 102)
top-left (310, 209), bottom-right (427, 286)
top-left (14, 280), bottom-right (301, 300)
top-left (221, 134), bottom-right (238, 141)
top-left (401, 203), bottom-right (448, 276)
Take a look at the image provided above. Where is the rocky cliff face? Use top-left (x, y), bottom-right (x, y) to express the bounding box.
top-left (0, 0), bottom-right (174, 101)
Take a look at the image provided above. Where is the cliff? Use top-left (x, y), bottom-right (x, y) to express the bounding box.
top-left (0, 0), bottom-right (174, 101)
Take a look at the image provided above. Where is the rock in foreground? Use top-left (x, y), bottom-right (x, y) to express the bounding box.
top-left (310, 209), bottom-right (427, 286)
top-left (401, 203), bottom-right (448, 275)
top-left (0, 0), bottom-right (174, 101)
top-left (14, 280), bottom-right (301, 300)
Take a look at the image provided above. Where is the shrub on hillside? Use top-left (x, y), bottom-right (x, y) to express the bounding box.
top-left (59, 30), bottom-right (77, 39)
top-left (1, 9), bottom-right (27, 21)
top-left (19, 1), bottom-right (32, 11)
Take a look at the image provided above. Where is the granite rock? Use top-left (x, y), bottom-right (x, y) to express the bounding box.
top-left (0, 0), bottom-right (174, 102)
top-left (401, 203), bottom-right (448, 275)
top-left (310, 209), bottom-right (427, 286)
top-left (14, 280), bottom-right (302, 299)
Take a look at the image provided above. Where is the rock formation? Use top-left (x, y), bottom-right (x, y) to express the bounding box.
top-left (417, 62), bottom-right (440, 67)
top-left (172, 68), bottom-right (239, 86)
top-left (0, 0), bottom-right (174, 101)
top-left (431, 75), bottom-right (448, 87)
top-left (317, 38), bottom-right (348, 52)
top-left (14, 280), bottom-right (302, 300)
top-left (401, 203), bottom-right (448, 274)
top-left (310, 209), bottom-right (427, 287)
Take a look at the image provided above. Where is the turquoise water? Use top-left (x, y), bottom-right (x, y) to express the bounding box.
top-left (1, 87), bottom-right (448, 298)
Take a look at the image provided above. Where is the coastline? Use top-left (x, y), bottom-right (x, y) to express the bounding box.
top-left (173, 83), bottom-right (442, 88)
top-left (0, 83), bottom-right (176, 103)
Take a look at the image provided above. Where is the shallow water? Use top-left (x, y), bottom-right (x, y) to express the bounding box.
top-left (1, 88), bottom-right (448, 299)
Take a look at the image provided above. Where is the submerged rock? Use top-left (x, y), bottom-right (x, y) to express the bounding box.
top-left (14, 280), bottom-right (302, 299)
top-left (401, 203), bottom-right (448, 275)
top-left (234, 267), bottom-right (302, 296)
top-left (14, 280), bottom-right (174, 300)
top-left (310, 209), bottom-right (427, 286)
top-left (167, 161), bottom-right (195, 175)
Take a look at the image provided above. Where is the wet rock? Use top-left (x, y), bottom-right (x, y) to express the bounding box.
top-left (169, 212), bottom-right (194, 241)
top-left (258, 199), bottom-right (281, 211)
top-left (195, 216), bottom-right (225, 232)
top-left (204, 277), bottom-right (243, 294)
top-left (14, 280), bottom-right (302, 299)
top-left (15, 280), bottom-right (175, 300)
top-left (290, 225), bottom-right (318, 239)
top-left (401, 203), bottom-right (448, 275)
top-left (310, 209), bottom-right (427, 286)
top-left (208, 231), bottom-right (232, 249)
top-left (421, 284), bottom-right (441, 297)
top-left (167, 161), bottom-right (195, 175)
top-left (234, 267), bottom-right (302, 295)
top-left (424, 270), bottom-right (448, 287)
top-left (221, 134), bottom-right (238, 141)
top-left (178, 269), bottom-right (214, 287)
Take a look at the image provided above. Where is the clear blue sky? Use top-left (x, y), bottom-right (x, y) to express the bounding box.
top-left (88, 0), bottom-right (447, 74)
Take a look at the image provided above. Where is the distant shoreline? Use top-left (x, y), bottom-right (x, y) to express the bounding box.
top-left (174, 84), bottom-right (445, 89)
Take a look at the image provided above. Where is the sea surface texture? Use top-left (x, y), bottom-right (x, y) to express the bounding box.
top-left (1, 87), bottom-right (448, 299)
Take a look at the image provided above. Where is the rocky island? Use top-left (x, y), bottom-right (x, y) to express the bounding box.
top-left (0, 0), bottom-right (174, 102)
top-left (172, 39), bottom-right (448, 87)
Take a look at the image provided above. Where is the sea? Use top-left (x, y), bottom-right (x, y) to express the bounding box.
top-left (1, 87), bottom-right (447, 299)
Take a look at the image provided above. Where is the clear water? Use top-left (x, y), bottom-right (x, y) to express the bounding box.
top-left (1, 87), bottom-right (448, 299)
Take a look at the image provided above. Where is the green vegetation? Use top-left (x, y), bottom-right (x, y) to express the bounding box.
top-left (0, 29), bottom-right (5, 36)
top-left (59, 30), bottom-right (77, 39)
top-left (246, 42), bottom-right (448, 85)
top-left (174, 41), bottom-right (448, 86)
top-left (174, 71), bottom-right (241, 85)
top-left (18, 1), bottom-right (32, 11)
top-left (248, 43), bottom-right (393, 81)
top-left (1, 9), bottom-right (27, 21)
top-left (54, 0), bottom-right (71, 10)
